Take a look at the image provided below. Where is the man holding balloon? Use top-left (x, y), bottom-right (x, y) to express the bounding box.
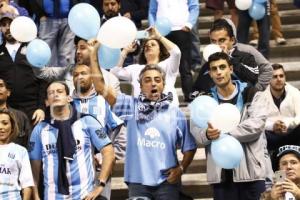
top-left (192, 18), bottom-right (272, 96)
top-left (0, 13), bottom-right (46, 125)
top-left (191, 52), bottom-right (272, 200)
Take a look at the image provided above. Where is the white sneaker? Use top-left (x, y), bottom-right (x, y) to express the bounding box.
top-left (249, 39), bottom-right (258, 46)
top-left (275, 37), bottom-right (287, 45)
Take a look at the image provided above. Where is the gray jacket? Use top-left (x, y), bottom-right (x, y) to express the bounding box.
top-left (191, 91), bottom-right (272, 184)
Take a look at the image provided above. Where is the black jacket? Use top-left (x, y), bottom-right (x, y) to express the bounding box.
top-left (0, 42), bottom-right (47, 119)
top-left (94, 0), bottom-right (148, 28)
top-left (192, 48), bottom-right (259, 94)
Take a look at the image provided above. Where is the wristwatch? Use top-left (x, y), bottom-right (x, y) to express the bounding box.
top-left (95, 179), bottom-right (106, 187)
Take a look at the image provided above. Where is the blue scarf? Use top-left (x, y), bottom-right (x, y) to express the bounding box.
top-left (137, 92), bottom-right (173, 122)
top-left (44, 104), bottom-right (78, 195)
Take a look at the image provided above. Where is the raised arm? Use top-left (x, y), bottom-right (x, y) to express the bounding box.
top-left (149, 27), bottom-right (181, 74)
top-left (148, 27), bottom-right (177, 51)
top-left (87, 39), bottom-right (117, 106)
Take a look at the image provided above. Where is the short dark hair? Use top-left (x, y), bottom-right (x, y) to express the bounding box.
top-left (138, 64), bottom-right (166, 85)
top-left (138, 39), bottom-right (170, 65)
top-left (101, 0), bottom-right (121, 6)
top-left (210, 19), bottom-right (235, 38)
top-left (46, 81), bottom-right (70, 97)
top-left (207, 52), bottom-right (232, 68)
top-left (0, 109), bottom-right (19, 143)
top-left (0, 78), bottom-right (11, 90)
top-left (272, 63), bottom-right (285, 72)
top-left (73, 64), bottom-right (90, 73)
top-left (74, 35), bottom-right (86, 46)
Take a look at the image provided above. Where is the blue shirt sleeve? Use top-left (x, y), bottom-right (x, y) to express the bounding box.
top-left (112, 94), bottom-right (135, 123)
top-left (28, 123), bottom-right (43, 160)
top-left (188, 0), bottom-right (200, 27)
top-left (148, 0), bottom-right (158, 26)
top-left (176, 110), bottom-right (197, 153)
top-left (84, 116), bottom-right (112, 151)
top-left (10, 2), bottom-right (29, 17)
top-left (104, 101), bottom-right (123, 132)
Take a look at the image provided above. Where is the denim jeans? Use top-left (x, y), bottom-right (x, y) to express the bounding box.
top-left (237, 2), bottom-right (270, 59)
top-left (39, 18), bottom-right (75, 67)
top-left (191, 19), bottom-right (202, 69)
top-left (128, 181), bottom-right (180, 200)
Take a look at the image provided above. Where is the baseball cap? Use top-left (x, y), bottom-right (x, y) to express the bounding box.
top-left (277, 145), bottom-right (300, 159)
top-left (0, 12), bottom-right (17, 21)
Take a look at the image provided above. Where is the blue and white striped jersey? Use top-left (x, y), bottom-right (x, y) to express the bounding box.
top-left (72, 91), bottom-right (123, 134)
top-left (29, 115), bottom-right (111, 200)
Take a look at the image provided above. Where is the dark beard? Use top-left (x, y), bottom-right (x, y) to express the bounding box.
top-left (4, 34), bottom-right (16, 44)
top-left (75, 84), bottom-right (91, 95)
top-left (105, 12), bottom-right (118, 19)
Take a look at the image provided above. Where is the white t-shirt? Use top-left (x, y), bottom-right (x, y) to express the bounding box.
top-left (0, 143), bottom-right (34, 199)
top-left (111, 46), bottom-right (181, 106)
top-left (5, 42), bottom-right (21, 61)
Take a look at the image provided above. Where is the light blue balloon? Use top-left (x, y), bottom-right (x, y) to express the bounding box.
top-left (211, 134), bottom-right (244, 169)
top-left (248, 2), bottom-right (266, 20)
top-left (154, 17), bottom-right (172, 36)
top-left (254, 0), bottom-right (267, 3)
top-left (68, 3), bottom-right (100, 40)
top-left (98, 45), bottom-right (121, 69)
top-left (189, 95), bottom-right (218, 128)
top-left (26, 39), bottom-right (51, 68)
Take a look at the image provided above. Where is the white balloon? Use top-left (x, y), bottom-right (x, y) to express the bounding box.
top-left (97, 16), bottom-right (137, 48)
top-left (210, 103), bottom-right (241, 133)
top-left (203, 44), bottom-right (222, 62)
top-left (10, 16), bottom-right (37, 42)
top-left (235, 0), bottom-right (252, 10)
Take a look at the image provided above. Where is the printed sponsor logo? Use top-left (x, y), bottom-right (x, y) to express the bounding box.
top-left (137, 128), bottom-right (165, 149)
top-left (8, 153), bottom-right (15, 159)
top-left (28, 141), bottom-right (35, 152)
top-left (45, 143), bottom-right (57, 155)
top-left (144, 128), bottom-right (160, 139)
top-left (0, 165), bottom-right (11, 175)
top-left (96, 129), bottom-right (107, 139)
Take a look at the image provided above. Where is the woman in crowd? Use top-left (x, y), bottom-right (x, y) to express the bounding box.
top-left (111, 27), bottom-right (181, 106)
top-left (0, 109), bottom-right (34, 200)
